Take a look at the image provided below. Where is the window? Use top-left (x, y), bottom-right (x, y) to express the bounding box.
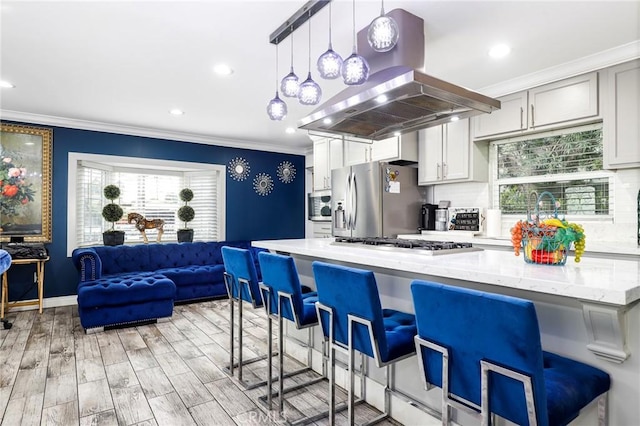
top-left (68, 153), bottom-right (225, 255)
top-left (491, 124), bottom-right (613, 218)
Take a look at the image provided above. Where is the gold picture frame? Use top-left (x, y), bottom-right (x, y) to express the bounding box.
top-left (0, 123), bottom-right (52, 243)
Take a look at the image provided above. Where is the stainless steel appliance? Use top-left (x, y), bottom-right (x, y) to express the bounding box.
top-left (308, 190), bottom-right (332, 222)
top-left (420, 203), bottom-right (437, 231)
top-left (435, 209), bottom-right (449, 231)
top-left (331, 162), bottom-right (422, 238)
top-left (298, 9), bottom-right (500, 141)
top-left (333, 237), bottom-right (481, 255)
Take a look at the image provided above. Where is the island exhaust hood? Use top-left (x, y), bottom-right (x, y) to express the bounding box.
top-left (298, 9), bottom-right (501, 141)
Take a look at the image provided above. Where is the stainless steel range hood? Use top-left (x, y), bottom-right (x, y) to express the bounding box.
top-left (298, 65), bottom-right (501, 140)
top-left (298, 9), bottom-right (500, 141)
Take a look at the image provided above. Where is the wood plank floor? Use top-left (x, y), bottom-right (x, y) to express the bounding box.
top-left (0, 299), bottom-right (401, 426)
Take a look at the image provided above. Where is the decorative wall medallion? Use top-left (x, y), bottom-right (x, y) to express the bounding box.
top-left (228, 157), bottom-right (250, 181)
top-left (277, 161), bottom-right (296, 184)
top-left (253, 173), bottom-right (274, 196)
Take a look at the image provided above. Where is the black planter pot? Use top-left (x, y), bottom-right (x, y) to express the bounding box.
top-left (102, 231), bottom-right (125, 246)
top-left (177, 229), bottom-right (194, 243)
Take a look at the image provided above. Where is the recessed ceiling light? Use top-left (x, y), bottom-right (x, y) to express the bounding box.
top-left (323, 118), bottom-right (332, 125)
top-left (450, 115), bottom-right (460, 122)
top-left (213, 64), bottom-right (234, 76)
top-left (393, 131), bottom-right (401, 137)
top-left (376, 94), bottom-right (388, 103)
top-left (285, 127), bottom-right (296, 134)
top-left (488, 44), bottom-right (511, 59)
top-left (169, 109), bottom-right (184, 115)
top-left (0, 80), bottom-right (15, 88)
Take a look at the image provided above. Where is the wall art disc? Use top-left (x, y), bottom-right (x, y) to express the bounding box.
top-left (253, 173), bottom-right (274, 196)
top-left (228, 157), bottom-right (250, 181)
top-left (277, 161), bottom-right (296, 184)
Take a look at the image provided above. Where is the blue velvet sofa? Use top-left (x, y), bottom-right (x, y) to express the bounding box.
top-left (72, 241), bottom-right (264, 330)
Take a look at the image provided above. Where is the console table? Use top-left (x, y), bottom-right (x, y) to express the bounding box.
top-left (1, 257), bottom-right (50, 320)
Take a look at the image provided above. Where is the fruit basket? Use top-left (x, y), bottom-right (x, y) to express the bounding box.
top-left (510, 191), bottom-right (586, 265)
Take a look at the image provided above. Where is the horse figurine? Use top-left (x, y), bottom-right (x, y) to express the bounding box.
top-left (127, 212), bottom-right (165, 243)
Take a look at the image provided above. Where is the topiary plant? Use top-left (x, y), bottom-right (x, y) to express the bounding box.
top-left (102, 184), bottom-right (124, 231)
top-left (177, 188), bottom-right (195, 229)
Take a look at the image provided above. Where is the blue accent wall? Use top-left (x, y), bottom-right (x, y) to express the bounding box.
top-left (3, 122), bottom-right (305, 301)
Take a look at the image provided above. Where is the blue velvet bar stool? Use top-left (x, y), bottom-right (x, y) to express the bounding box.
top-left (410, 280), bottom-right (611, 426)
top-left (257, 252), bottom-right (332, 424)
top-left (312, 261), bottom-right (417, 426)
top-left (221, 246), bottom-right (267, 389)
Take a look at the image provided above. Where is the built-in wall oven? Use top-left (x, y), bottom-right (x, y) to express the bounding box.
top-left (308, 190), bottom-right (332, 222)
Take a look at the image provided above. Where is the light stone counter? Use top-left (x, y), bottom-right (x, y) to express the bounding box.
top-left (252, 238), bottom-right (640, 425)
top-left (253, 238), bottom-right (640, 305)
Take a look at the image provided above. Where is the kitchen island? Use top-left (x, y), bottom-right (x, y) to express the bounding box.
top-left (252, 238), bottom-right (640, 426)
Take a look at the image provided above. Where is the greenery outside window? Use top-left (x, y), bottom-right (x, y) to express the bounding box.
top-left (491, 124), bottom-right (613, 218)
top-left (67, 153), bottom-right (225, 254)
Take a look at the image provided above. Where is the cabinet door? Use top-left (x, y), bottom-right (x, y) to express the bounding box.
top-left (442, 119), bottom-right (470, 181)
top-left (371, 136), bottom-right (399, 162)
top-left (313, 139), bottom-right (329, 190)
top-left (473, 91), bottom-right (528, 138)
top-left (418, 127), bottom-right (443, 184)
top-left (329, 138), bottom-right (344, 171)
top-left (604, 60), bottom-right (640, 169)
top-left (344, 141), bottom-right (370, 166)
top-left (312, 221), bottom-right (333, 238)
top-left (529, 72), bottom-right (598, 128)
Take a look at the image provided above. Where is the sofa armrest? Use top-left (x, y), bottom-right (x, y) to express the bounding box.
top-left (72, 248), bottom-right (103, 282)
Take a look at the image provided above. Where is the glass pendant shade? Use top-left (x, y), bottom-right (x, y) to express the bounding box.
top-left (317, 46), bottom-right (343, 80)
top-left (342, 52), bottom-right (369, 85)
top-left (367, 14), bottom-right (399, 52)
top-left (281, 68), bottom-right (299, 97)
top-left (267, 91), bottom-right (287, 120)
top-left (298, 72), bottom-right (322, 105)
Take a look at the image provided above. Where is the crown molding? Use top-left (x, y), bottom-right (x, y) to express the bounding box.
top-left (479, 40), bottom-right (640, 97)
top-left (0, 110), bottom-right (308, 156)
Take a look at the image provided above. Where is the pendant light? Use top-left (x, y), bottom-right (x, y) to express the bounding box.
top-left (267, 41), bottom-right (287, 121)
top-left (298, 14), bottom-right (322, 105)
top-left (367, 0), bottom-right (399, 52)
top-left (342, 0), bottom-right (369, 85)
top-left (317, 2), bottom-right (343, 80)
top-left (280, 28), bottom-right (299, 98)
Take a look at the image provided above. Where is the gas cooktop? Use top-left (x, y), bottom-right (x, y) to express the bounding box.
top-left (332, 237), bottom-right (482, 255)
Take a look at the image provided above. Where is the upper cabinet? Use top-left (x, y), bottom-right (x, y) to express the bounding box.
top-left (473, 72), bottom-right (599, 139)
top-left (344, 133), bottom-right (419, 166)
top-left (313, 137), bottom-right (343, 190)
top-left (603, 59), bottom-right (640, 169)
top-left (418, 119), bottom-right (488, 185)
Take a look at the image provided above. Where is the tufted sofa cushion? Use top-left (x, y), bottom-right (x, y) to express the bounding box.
top-left (77, 273), bottom-right (176, 308)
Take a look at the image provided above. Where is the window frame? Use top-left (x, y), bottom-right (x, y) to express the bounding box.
top-left (67, 153), bottom-right (226, 256)
top-left (490, 123), bottom-right (614, 222)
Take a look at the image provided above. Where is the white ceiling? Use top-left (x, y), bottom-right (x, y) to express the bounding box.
top-left (1, 1), bottom-right (638, 154)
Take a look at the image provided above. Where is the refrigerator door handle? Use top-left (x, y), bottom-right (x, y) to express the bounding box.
top-left (352, 173), bottom-right (357, 229)
top-left (346, 172), bottom-right (352, 230)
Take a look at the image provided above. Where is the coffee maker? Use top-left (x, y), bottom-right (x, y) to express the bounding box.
top-left (420, 203), bottom-right (438, 231)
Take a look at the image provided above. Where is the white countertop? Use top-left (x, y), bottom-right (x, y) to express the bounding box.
top-left (252, 238), bottom-right (640, 306)
top-left (399, 231), bottom-right (640, 257)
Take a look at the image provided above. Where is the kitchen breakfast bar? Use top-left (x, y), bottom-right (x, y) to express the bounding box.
top-left (252, 238), bottom-right (640, 426)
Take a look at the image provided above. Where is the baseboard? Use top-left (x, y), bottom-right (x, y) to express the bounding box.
top-left (2, 295), bottom-right (77, 313)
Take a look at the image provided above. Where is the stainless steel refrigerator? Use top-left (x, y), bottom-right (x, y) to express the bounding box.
top-left (331, 162), bottom-right (422, 238)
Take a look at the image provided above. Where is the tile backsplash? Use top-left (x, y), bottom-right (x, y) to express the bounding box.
top-left (427, 168), bottom-right (640, 246)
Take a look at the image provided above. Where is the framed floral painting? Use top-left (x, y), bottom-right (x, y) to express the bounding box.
top-left (0, 123), bottom-right (52, 242)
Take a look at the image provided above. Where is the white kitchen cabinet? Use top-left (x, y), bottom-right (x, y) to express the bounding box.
top-left (313, 137), bottom-right (343, 190)
top-left (604, 59), bottom-right (640, 169)
top-left (473, 72), bottom-right (599, 139)
top-left (371, 132), bottom-right (419, 163)
top-left (473, 91), bottom-right (528, 137)
top-left (344, 141), bottom-right (370, 166)
top-left (312, 221), bottom-right (333, 238)
top-left (344, 132), bottom-right (419, 165)
top-left (419, 119), bottom-right (488, 185)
